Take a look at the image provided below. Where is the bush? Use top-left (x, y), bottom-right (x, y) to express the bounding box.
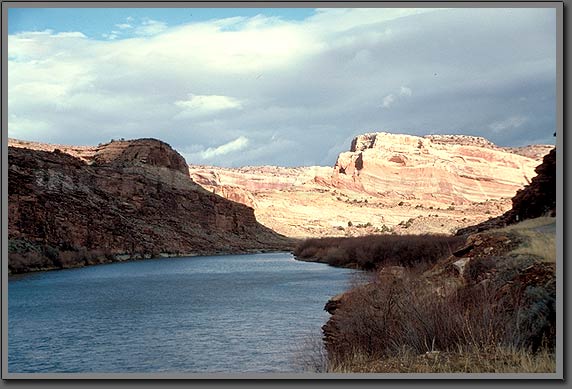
top-left (9, 251), bottom-right (52, 273)
top-left (325, 268), bottom-right (555, 365)
top-left (464, 257), bottom-right (495, 284)
top-left (294, 234), bottom-right (464, 271)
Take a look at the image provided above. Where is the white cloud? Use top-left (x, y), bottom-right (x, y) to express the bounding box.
top-left (53, 32), bottom-right (87, 39)
top-left (102, 33), bottom-right (118, 40)
top-left (489, 116), bottom-right (528, 132)
top-left (399, 86), bottom-right (412, 97)
top-left (8, 115), bottom-right (51, 139)
top-left (381, 94), bottom-right (396, 108)
top-left (310, 8), bottom-right (444, 33)
top-left (382, 86), bottom-right (412, 108)
top-left (194, 136), bottom-right (250, 160)
top-left (134, 19), bottom-right (168, 36)
top-left (115, 23), bottom-right (133, 30)
top-left (174, 94), bottom-right (243, 118)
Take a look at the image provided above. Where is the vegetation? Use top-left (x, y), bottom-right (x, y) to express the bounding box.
top-left (294, 234), bottom-right (464, 270)
top-left (296, 217), bottom-right (556, 373)
top-left (328, 345), bottom-right (555, 373)
top-left (494, 217), bottom-right (556, 263)
top-left (322, 263), bottom-right (555, 373)
top-left (8, 238), bottom-right (116, 274)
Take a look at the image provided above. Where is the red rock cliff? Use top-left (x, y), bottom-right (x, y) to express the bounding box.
top-left (8, 138), bottom-right (292, 274)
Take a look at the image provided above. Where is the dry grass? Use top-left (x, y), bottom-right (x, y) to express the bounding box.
top-left (510, 230), bottom-right (556, 263)
top-left (491, 216), bottom-right (556, 263)
top-left (291, 333), bottom-right (329, 373)
top-left (323, 263), bottom-right (555, 373)
top-left (307, 216), bottom-right (557, 374)
top-left (495, 216), bottom-right (555, 232)
top-left (328, 345), bottom-right (556, 373)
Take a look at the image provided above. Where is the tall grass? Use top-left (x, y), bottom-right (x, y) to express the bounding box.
top-left (510, 231), bottom-right (556, 263)
top-left (495, 216), bottom-right (555, 232)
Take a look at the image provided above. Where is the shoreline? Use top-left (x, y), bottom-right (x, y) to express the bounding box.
top-left (8, 247), bottom-right (294, 277)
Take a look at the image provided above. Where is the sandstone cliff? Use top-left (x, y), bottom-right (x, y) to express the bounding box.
top-left (189, 132), bottom-right (552, 238)
top-left (333, 132), bottom-right (550, 205)
top-left (456, 148), bottom-right (556, 235)
top-left (8, 138), bottom-right (292, 274)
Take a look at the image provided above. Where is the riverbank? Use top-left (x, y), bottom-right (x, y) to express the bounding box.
top-left (294, 217), bottom-right (557, 373)
top-left (8, 243), bottom-right (297, 275)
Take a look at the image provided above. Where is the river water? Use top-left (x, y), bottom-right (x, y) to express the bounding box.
top-left (8, 252), bottom-right (359, 373)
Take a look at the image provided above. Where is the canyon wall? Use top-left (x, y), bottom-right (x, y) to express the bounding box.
top-left (8, 138), bottom-right (292, 274)
top-left (333, 132), bottom-right (552, 205)
top-left (189, 132), bottom-right (552, 238)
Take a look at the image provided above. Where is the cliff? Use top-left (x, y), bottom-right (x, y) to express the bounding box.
top-left (333, 132), bottom-right (551, 205)
top-left (456, 148), bottom-right (556, 235)
top-left (189, 132), bottom-right (552, 238)
top-left (8, 138), bottom-right (293, 274)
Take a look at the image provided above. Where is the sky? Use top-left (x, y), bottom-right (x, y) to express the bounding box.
top-left (7, 7), bottom-right (557, 167)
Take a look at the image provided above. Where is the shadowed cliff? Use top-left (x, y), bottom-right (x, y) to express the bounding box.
top-left (8, 138), bottom-right (293, 274)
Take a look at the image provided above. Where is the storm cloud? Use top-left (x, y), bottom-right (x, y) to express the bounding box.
top-left (8, 8), bottom-right (556, 167)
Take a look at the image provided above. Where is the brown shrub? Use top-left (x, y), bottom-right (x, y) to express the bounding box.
top-left (9, 252), bottom-right (52, 273)
top-left (326, 268), bottom-right (555, 365)
top-left (294, 234), bottom-right (464, 270)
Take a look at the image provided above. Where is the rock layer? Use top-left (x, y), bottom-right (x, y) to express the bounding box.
top-left (456, 148), bottom-right (557, 235)
top-left (333, 132), bottom-right (550, 205)
top-left (189, 132), bottom-right (552, 238)
top-left (8, 139), bottom-right (292, 274)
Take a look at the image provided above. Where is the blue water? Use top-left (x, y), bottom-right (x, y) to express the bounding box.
top-left (8, 252), bottom-right (358, 373)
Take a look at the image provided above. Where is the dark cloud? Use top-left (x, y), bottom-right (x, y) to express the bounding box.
top-left (8, 8), bottom-right (556, 167)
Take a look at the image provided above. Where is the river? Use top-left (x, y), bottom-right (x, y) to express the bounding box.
top-left (8, 252), bottom-right (359, 373)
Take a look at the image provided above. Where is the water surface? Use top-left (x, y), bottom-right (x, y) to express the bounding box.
top-left (8, 252), bottom-right (358, 373)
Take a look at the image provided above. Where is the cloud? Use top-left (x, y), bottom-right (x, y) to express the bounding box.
top-left (382, 94), bottom-right (396, 108)
top-left (174, 94), bottom-right (243, 118)
top-left (53, 32), bottom-right (87, 39)
top-left (115, 23), bottom-right (133, 30)
top-left (399, 86), bottom-right (412, 97)
top-left (102, 31), bottom-right (121, 40)
top-left (188, 136), bottom-right (250, 161)
top-left (134, 19), bottom-right (168, 36)
top-left (8, 8), bottom-right (556, 166)
top-left (489, 116), bottom-right (528, 132)
top-left (382, 86), bottom-right (412, 108)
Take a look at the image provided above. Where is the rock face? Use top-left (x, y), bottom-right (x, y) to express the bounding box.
top-left (189, 132), bottom-right (552, 238)
top-left (507, 148), bottom-right (556, 221)
top-left (333, 132), bottom-right (549, 205)
top-left (189, 165), bottom-right (332, 209)
top-left (456, 148), bottom-right (556, 235)
top-left (8, 138), bottom-right (292, 274)
top-left (90, 138), bottom-right (190, 175)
